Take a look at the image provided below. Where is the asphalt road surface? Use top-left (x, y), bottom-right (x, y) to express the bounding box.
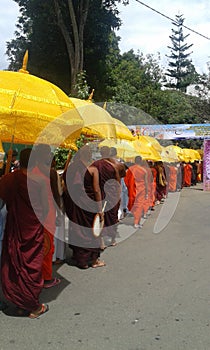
top-left (1, 183), bottom-right (210, 350)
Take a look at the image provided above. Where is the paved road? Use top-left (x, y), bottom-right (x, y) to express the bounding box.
top-left (1, 184), bottom-right (210, 350)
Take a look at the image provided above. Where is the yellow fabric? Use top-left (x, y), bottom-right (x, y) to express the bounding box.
top-left (0, 71), bottom-right (84, 148)
top-left (111, 118), bottom-right (134, 141)
top-left (98, 139), bottom-right (139, 161)
top-left (164, 145), bottom-right (185, 162)
top-left (132, 137), bottom-right (161, 161)
top-left (182, 148), bottom-right (201, 162)
top-left (70, 97), bottom-right (117, 139)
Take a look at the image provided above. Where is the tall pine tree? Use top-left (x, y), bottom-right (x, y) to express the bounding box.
top-left (165, 14), bottom-right (197, 92)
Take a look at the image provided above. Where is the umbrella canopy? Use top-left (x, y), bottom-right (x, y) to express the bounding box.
top-left (165, 145), bottom-right (185, 162)
top-left (0, 70), bottom-right (84, 148)
top-left (69, 97), bottom-right (117, 139)
top-left (132, 136), bottom-right (161, 161)
top-left (98, 139), bottom-right (139, 161)
top-left (111, 118), bottom-right (134, 141)
top-left (140, 135), bottom-right (162, 152)
top-left (160, 146), bottom-right (179, 163)
top-left (182, 148), bottom-right (201, 162)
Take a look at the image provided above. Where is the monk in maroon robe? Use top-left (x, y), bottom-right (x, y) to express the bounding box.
top-left (0, 148), bottom-right (49, 318)
top-left (63, 145), bottom-right (105, 269)
top-left (93, 147), bottom-right (121, 246)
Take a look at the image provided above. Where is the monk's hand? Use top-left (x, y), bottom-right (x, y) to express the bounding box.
top-left (99, 212), bottom-right (104, 222)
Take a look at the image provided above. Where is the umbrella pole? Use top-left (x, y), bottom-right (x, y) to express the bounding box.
top-left (63, 150), bottom-right (73, 173)
top-left (5, 136), bottom-right (14, 175)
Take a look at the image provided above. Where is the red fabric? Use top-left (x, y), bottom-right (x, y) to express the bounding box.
top-left (150, 167), bottom-right (157, 206)
top-left (124, 164), bottom-right (147, 225)
top-left (168, 165), bottom-right (177, 192)
top-left (0, 170), bottom-right (44, 311)
top-left (93, 159), bottom-right (121, 240)
top-left (32, 166), bottom-right (56, 281)
top-left (183, 164), bottom-right (192, 187)
top-left (42, 228), bottom-right (54, 280)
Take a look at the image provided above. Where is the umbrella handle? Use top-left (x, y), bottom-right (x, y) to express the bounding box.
top-left (5, 148), bottom-right (13, 175)
top-left (63, 150), bottom-right (72, 173)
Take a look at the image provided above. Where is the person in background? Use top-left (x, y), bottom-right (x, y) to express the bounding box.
top-left (93, 146), bottom-right (121, 247)
top-left (0, 148), bottom-right (49, 318)
top-left (183, 162), bottom-right (192, 187)
top-left (124, 156), bottom-right (148, 229)
top-left (0, 149), bottom-right (19, 177)
top-left (32, 144), bottom-right (61, 288)
top-left (63, 145), bottom-right (105, 269)
top-left (51, 155), bottom-right (66, 265)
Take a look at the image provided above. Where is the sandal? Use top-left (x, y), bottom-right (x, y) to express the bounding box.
top-left (43, 277), bottom-right (61, 289)
top-left (29, 304), bottom-right (49, 319)
top-left (92, 260), bottom-right (106, 268)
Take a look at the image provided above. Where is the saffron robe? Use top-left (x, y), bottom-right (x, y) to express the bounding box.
top-left (32, 166), bottom-right (56, 281)
top-left (124, 164), bottom-right (147, 225)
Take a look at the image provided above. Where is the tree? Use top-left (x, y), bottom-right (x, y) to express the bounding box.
top-left (6, 0), bottom-right (127, 94)
top-left (165, 14), bottom-right (198, 92)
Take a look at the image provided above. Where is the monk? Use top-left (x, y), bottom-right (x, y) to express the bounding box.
top-left (32, 144), bottom-right (61, 288)
top-left (93, 146), bottom-right (121, 246)
top-left (0, 148), bottom-right (49, 318)
top-left (183, 162), bottom-right (192, 187)
top-left (63, 145), bottom-right (105, 269)
top-left (168, 163), bottom-right (178, 192)
top-left (124, 156), bottom-right (148, 228)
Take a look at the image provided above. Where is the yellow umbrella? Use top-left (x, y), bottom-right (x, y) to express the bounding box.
top-left (98, 139), bottom-right (139, 161)
top-left (0, 70), bottom-right (83, 148)
top-left (182, 148), bottom-right (201, 162)
top-left (160, 146), bottom-right (179, 163)
top-left (111, 118), bottom-right (134, 141)
top-left (165, 145), bottom-right (185, 162)
top-left (69, 97), bottom-right (117, 139)
top-left (140, 135), bottom-right (163, 152)
top-left (132, 137), bottom-right (161, 161)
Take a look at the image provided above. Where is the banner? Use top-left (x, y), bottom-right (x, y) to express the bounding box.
top-left (203, 139), bottom-right (210, 191)
top-left (128, 124), bottom-right (210, 140)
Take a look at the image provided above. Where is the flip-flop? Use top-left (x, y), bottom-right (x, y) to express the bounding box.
top-left (29, 304), bottom-right (49, 319)
top-left (92, 260), bottom-right (106, 268)
top-left (43, 277), bottom-right (61, 289)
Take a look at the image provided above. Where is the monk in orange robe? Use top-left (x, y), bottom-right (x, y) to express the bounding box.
top-left (168, 164), bottom-right (178, 192)
top-left (183, 162), bottom-right (192, 187)
top-left (32, 144), bottom-right (60, 288)
top-left (124, 156), bottom-right (148, 228)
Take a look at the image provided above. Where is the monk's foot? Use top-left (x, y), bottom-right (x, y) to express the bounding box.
top-left (92, 259), bottom-right (106, 268)
top-left (29, 303), bottom-right (49, 319)
top-left (43, 277), bottom-right (61, 289)
top-left (110, 240), bottom-right (117, 246)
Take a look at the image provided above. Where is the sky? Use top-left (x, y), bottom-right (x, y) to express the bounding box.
top-left (0, 0), bottom-right (210, 74)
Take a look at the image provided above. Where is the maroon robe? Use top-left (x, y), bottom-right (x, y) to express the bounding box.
top-left (63, 159), bottom-right (101, 267)
top-left (0, 170), bottom-right (46, 311)
top-left (93, 158), bottom-right (121, 241)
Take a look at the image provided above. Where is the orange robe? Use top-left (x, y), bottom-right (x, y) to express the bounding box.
top-left (150, 167), bottom-right (157, 207)
top-left (168, 165), bottom-right (178, 192)
top-left (32, 166), bottom-right (56, 281)
top-left (124, 164), bottom-right (147, 225)
top-left (183, 164), bottom-right (192, 187)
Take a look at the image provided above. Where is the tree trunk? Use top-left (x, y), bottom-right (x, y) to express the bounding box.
top-left (54, 0), bottom-right (89, 94)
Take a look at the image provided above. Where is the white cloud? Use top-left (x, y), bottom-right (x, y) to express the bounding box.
top-left (117, 0), bottom-right (210, 74)
top-left (0, 0), bottom-right (19, 70)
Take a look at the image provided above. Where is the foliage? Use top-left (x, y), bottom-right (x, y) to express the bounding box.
top-left (72, 71), bottom-right (90, 99)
